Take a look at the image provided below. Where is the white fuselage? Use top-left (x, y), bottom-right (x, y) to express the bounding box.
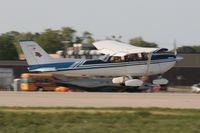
top-left (20, 40), bottom-right (180, 79)
top-left (52, 60), bottom-right (176, 77)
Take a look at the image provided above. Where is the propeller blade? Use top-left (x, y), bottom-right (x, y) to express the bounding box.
top-left (174, 40), bottom-right (177, 56)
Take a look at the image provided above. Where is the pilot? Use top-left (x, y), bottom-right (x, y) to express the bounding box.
top-left (141, 53), bottom-right (148, 60)
top-left (138, 53), bottom-right (142, 60)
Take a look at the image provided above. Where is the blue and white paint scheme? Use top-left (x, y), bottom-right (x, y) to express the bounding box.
top-left (20, 40), bottom-right (181, 86)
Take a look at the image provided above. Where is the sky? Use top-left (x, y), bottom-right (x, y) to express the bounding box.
top-left (0, 0), bottom-right (200, 49)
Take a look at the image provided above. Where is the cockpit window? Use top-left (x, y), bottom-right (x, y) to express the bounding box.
top-left (108, 53), bottom-right (148, 63)
top-left (153, 48), bottom-right (168, 53)
top-left (110, 56), bottom-right (123, 63)
top-left (125, 53), bottom-right (148, 61)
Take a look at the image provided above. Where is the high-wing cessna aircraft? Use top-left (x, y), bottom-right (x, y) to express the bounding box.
top-left (20, 40), bottom-right (182, 87)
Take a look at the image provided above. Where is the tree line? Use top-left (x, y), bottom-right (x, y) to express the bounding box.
top-left (0, 27), bottom-right (95, 60)
top-left (0, 27), bottom-right (199, 60)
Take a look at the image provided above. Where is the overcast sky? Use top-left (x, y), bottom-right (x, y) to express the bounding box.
top-left (0, 0), bottom-right (200, 49)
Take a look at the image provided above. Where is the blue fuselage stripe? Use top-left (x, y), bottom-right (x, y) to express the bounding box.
top-left (29, 62), bottom-right (74, 70)
top-left (29, 58), bottom-right (176, 71)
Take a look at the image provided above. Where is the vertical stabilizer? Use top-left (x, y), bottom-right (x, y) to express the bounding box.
top-left (20, 40), bottom-right (53, 65)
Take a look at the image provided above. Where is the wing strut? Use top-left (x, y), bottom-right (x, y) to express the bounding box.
top-left (145, 52), bottom-right (153, 75)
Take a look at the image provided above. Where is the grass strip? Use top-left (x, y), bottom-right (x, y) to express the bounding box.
top-left (0, 107), bottom-right (200, 133)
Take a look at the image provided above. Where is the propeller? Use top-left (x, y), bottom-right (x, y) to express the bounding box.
top-left (173, 40), bottom-right (183, 61)
top-left (173, 40), bottom-right (177, 56)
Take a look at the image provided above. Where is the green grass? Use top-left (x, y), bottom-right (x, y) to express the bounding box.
top-left (0, 107), bottom-right (200, 133)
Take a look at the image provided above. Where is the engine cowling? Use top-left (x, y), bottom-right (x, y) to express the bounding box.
top-left (125, 79), bottom-right (143, 87)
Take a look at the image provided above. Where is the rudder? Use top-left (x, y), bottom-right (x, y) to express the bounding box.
top-left (19, 40), bottom-right (53, 65)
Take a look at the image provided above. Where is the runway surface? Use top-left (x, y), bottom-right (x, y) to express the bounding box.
top-left (0, 92), bottom-right (200, 109)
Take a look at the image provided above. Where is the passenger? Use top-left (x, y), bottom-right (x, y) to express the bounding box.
top-left (141, 53), bottom-right (148, 60)
top-left (138, 53), bottom-right (143, 60)
top-left (132, 54), bottom-right (138, 61)
top-left (110, 56), bottom-right (122, 63)
top-left (114, 57), bottom-right (122, 62)
top-left (124, 56), bottom-right (129, 62)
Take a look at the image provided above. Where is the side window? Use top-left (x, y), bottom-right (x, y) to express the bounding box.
top-left (110, 56), bottom-right (122, 63)
top-left (125, 54), bottom-right (140, 61)
top-left (141, 53), bottom-right (148, 60)
top-left (124, 53), bottom-right (148, 61)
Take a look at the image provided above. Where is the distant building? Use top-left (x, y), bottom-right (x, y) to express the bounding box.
top-left (0, 60), bottom-right (28, 78)
top-left (163, 54), bottom-right (200, 86)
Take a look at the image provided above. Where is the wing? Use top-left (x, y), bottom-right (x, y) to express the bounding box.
top-left (93, 40), bottom-right (159, 56)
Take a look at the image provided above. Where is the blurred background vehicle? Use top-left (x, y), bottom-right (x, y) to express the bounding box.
top-left (191, 83), bottom-right (200, 93)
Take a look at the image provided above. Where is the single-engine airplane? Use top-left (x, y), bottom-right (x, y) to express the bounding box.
top-left (20, 40), bottom-right (182, 87)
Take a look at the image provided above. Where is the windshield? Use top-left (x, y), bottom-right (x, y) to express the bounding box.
top-left (153, 48), bottom-right (168, 53)
top-left (99, 54), bottom-right (110, 62)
